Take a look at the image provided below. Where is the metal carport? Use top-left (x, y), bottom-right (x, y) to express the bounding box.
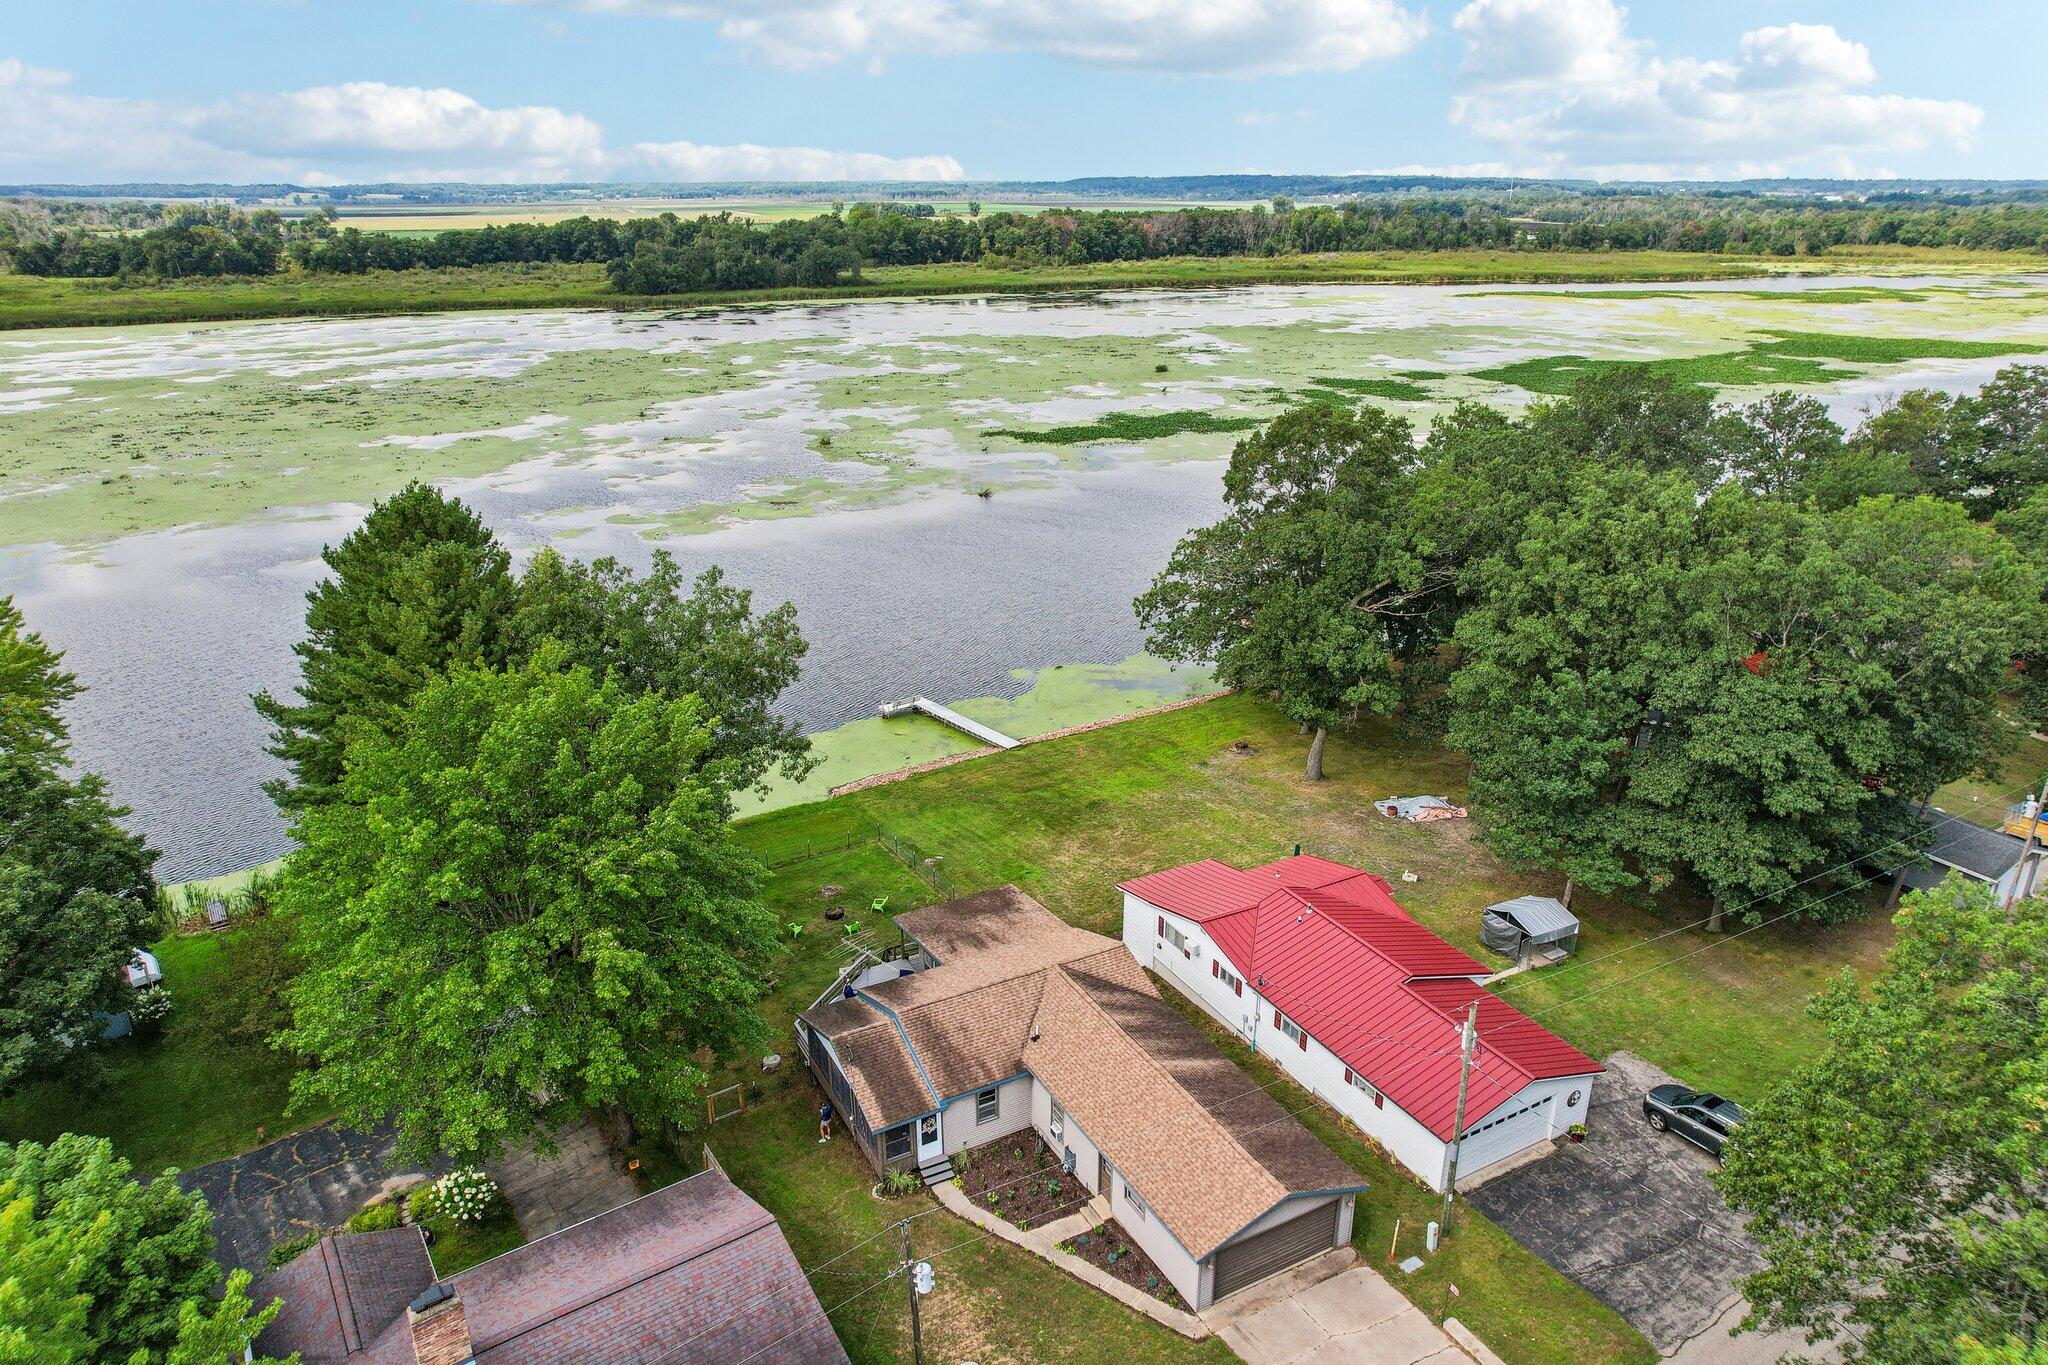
top-left (1481, 895), bottom-right (1580, 960)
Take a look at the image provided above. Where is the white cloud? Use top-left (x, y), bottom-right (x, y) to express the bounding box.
top-left (1446, 0), bottom-right (1982, 179)
top-left (193, 83), bottom-right (609, 182)
top-left (0, 61), bottom-right (959, 183)
top-left (632, 140), bottom-right (964, 180)
top-left (497, 0), bottom-right (1427, 77)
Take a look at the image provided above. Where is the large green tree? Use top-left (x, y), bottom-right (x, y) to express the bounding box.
top-left (1446, 463), bottom-right (1701, 899)
top-left (0, 1135), bottom-right (270, 1364)
top-left (278, 649), bottom-right (778, 1160)
top-left (1137, 403), bottom-right (1425, 779)
top-left (1719, 879), bottom-right (2048, 1361)
top-left (506, 549), bottom-right (812, 797)
top-left (0, 597), bottom-right (77, 764)
top-left (256, 481), bottom-right (515, 811)
top-left (0, 596), bottom-right (157, 1092)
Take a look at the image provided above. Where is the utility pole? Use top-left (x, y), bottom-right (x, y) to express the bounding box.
top-left (901, 1218), bottom-right (922, 1365)
top-left (2005, 777), bottom-right (2048, 913)
top-left (1440, 1001), bottom-right (1479, 1236)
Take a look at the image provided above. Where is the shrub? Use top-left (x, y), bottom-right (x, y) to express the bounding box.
top-left (882, 1169), bottom-right (921, 1197)
top-left (346, 1201), bottom-right (401, 1233)
top-left (403, 1183), bottom-right (437, 1222)
top-left (433, 1167), bottom-right (498, 1223)
top-left (267, 1229), bottom-right (320, 1268)
top-left (128, 984), bottom-right (173, 1035)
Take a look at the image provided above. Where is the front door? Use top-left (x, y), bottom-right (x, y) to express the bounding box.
top-left (917, 1112), bottom-right (942, 1164)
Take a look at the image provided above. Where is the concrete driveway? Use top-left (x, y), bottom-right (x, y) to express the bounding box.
top-left (1466, 1051), bottom-right (1802, 1359)
top-left (1209, 1252), bottom-right (1497, 1364)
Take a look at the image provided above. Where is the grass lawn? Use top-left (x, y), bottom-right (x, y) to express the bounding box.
top-left (709, 1093), bottom-right (1234, 1365)
top-left (0, 927), bottom-right (310, 1174)
top-left (723, 690), bottom-right (1906, 1361)
top-left (5, 247), bottom-right (2004, 331)
top-left (419, 1191), bottom-right (528, 1277)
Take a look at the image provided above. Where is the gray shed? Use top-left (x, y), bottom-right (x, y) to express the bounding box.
top-left (1481, 895), bottom-right (1580, 960)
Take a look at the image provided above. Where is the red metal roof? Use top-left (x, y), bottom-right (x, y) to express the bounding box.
top-left (1118, 859), bottom-right (1270, 923)
top-left (1126, 855), bottom-right (1603, 1139)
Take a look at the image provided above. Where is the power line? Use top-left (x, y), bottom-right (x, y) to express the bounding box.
top-left (1489, 793), bottom-right (2037, 999)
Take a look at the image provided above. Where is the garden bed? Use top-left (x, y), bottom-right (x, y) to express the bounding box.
top-left (955, 1133), bottom-right (1091, 1231)
top-left (1059, 1219), bottom-right (1182, 1308)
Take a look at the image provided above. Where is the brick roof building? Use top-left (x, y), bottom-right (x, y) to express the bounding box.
top-left (253, 1166), bottom-right (845, 1364)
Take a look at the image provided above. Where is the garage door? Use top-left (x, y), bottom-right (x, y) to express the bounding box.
top-left (1456, 1094), bottom-right (1555, 1175)
top-left (1210, 1198), bottom-right (1340, 1302)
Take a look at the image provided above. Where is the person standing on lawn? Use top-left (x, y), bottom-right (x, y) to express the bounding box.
top-left (819, 1103), bottom-right (832, 1142)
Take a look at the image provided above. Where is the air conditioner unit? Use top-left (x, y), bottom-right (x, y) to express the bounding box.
top-left (1191, 943), bottom-right (1202, 958)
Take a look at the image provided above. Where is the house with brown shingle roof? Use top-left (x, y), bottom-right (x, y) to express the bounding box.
top-left (251, 1164), bottom-right (846, 1364)
top-left (796, 886), bottom-right (1365, 1310)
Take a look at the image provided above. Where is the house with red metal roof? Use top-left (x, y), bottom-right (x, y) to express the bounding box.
top-left (1120, 854), bottom-right (1603, 1192)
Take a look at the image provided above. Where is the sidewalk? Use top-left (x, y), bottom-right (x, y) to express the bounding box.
top-left (931, 1180), bottom-right (1209, 1338)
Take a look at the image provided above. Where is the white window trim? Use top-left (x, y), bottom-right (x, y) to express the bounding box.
top-left (1122, 1175), bottom-right (1151, 1221)
top-left (1049, 1098), bottom-right (1065, 1141)
top-left (975, 1087), bottom-right (1000, 1125)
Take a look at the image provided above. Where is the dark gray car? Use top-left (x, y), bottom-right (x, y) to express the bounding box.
top-left (1642, 1084), bottom-right (1746, 1158)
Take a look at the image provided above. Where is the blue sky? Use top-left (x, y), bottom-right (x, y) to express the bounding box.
top-left (2, 1), bottom-right (2041, 184)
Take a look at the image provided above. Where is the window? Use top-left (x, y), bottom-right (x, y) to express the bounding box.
top-left (1275, 1011), bottom-right (1306, 1050)
top-left (975, 1087), bottom-right (1000, 1125)
top-left (883, 1124), bottom-right (912, 1162)
top-left (1161, 920), bottom-right (1190, 956)
top-left (1049, 1098), bottom-right (1065, 1141)
top-left (1216, 963), bottom-right (1244, 997)
top-left (1122, 1176), bottom-right (1151, 1221)
top-left (1343, 1068), bottom-right (1383, 1107)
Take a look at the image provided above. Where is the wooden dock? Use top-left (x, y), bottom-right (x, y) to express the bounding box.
top-left (878, 697), bottom-right (1021, 750)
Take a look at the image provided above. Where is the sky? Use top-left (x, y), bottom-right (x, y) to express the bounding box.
top-left (2, 1), bottom-right (2043, 186)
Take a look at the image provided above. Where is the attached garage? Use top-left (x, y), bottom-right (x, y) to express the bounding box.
top-left (1455, 1093), bottom-right (1557, 1177)
top-left (1209, 1198), bottom-right (1342, 1302)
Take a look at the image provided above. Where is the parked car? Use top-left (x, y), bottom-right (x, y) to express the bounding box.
top-left (1642, 1084), bottom-right (1746, 1158)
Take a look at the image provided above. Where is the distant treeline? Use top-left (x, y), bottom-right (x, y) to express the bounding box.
top-left (7, 193), bottom-right (2048, 287)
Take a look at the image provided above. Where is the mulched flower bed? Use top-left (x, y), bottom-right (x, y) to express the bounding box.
top-left (955, 1133), bottom-right (1091, 1231)
top-left (1058, 1219), bottom-right (1182, 1308)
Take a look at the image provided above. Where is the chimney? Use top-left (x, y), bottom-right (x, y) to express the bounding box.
top-left (408, 1285), bottom-right (474, 1365)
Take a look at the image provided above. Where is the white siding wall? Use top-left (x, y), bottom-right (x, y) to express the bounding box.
top-left (1122, 893), bottom-right (1257, 1041)
top-left (1454, 1074), bottom-right (1592, 1182)
top-left (1127, 890), bottom-right (1597, 1193)
top-left (940, 1074), bottom-right (1035, 1156)
top-left (1029, 1079), bottom-right (1207, 1308)
top-left (1029, 1076), bottom-right (1103, 1194)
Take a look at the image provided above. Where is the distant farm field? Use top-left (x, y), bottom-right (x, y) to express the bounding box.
top-left (283, 198), bottom-right (1209, 231)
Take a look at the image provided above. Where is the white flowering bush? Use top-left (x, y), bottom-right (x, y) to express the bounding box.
top-left (433, 1166), bottom-right (497, 1224)
top-left (129, 985), bottom-right (173, 1034)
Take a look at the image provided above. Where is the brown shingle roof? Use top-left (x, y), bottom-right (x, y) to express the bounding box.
top-left (1024, 949), bottom-right (1365, 1261)
top-left (799, 887), bottom-right (1120, 1127)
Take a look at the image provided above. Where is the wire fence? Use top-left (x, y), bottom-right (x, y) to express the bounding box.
top-left (874, 825), bottom-right (958, 898)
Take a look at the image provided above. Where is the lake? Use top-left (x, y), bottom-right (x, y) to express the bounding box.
top-left (5, 275), bottom-right (2045, 880)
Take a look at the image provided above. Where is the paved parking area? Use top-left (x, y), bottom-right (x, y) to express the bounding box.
top-left (486, 1116), bottom-right (638, 1239)
top-left (178, 1119), bottom-right (442, 1274)
top-left (1466, 1051), bottom-right (1772, 1356)
top-left (1211, 1256), bottom-right (1492, 1364)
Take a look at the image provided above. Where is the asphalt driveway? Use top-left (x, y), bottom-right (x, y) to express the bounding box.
top-left (178, 1119), bottom-right (444, 1274)
top-left (1466, 1051), bottom-right (1766, 1355)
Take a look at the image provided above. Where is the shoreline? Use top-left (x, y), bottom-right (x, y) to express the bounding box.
top-left (1, 246), bottom-right (1999, 333)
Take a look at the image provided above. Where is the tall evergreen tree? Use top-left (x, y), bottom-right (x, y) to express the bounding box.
top-left (255, 482), bottom-right (514, 812)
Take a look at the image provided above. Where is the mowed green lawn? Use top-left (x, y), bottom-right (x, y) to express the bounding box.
top-left (2, 691), bottom-right (1913, 1361)
top-left (725, 691), bottom-right (1903, 1362)
top-left (0, 928), bottom-right (313, 1175)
